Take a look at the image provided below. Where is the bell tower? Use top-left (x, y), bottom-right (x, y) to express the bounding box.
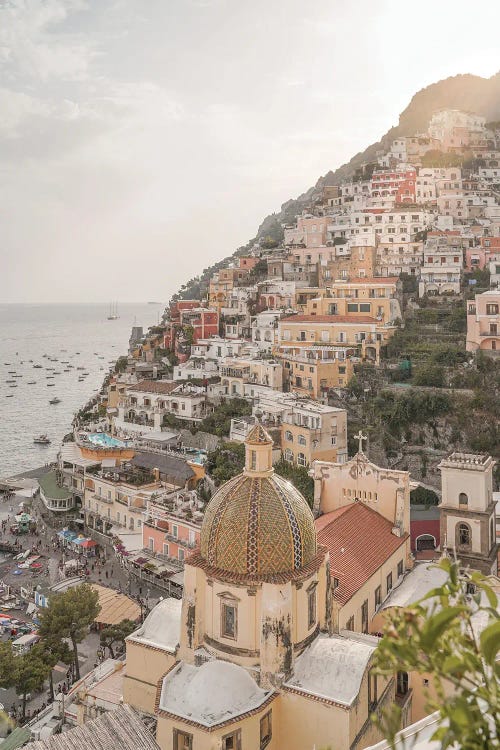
top-left (439, 453), bottom-right (497, 575)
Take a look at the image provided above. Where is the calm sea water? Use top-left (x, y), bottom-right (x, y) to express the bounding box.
top-left (0, 303), bottom-right (163, 477)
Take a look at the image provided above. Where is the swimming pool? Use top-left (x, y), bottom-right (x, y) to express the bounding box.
top-left (86, 432), bottom-right (129, 449)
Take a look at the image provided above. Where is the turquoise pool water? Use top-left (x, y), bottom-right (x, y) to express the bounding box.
top-left (86, 432), bottom-right (128, 448)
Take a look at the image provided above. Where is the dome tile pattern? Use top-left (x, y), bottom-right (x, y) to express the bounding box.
top-left (201, 471), bottom-right (317, 577)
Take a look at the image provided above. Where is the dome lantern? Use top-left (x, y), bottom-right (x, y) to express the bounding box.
top-left (244, 423), bottom-right (273, 475)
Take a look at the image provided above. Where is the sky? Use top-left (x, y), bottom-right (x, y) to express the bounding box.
top-left (0, 0), bottom-right (499, 304)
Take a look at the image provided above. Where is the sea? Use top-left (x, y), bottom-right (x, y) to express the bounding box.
top-left (0, 303), bottom-right (163, 478)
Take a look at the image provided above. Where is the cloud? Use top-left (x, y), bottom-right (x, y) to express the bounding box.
top-left (0, 0), bottom-right (94, 82)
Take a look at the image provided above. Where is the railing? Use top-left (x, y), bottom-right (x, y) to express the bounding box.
top-left (93, 494), bottom-right (113, 504)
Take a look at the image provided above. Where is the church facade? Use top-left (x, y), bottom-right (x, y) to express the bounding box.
top-left (123, 426), bottom-right (398, 750)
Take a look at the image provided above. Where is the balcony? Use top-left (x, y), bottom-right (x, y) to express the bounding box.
top-left (93, 494), bottom-right (113, 504)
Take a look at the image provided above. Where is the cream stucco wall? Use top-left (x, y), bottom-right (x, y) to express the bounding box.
top-left (122, 641), bottom-right (176, 715)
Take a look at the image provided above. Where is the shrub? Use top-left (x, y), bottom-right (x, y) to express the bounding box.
top-left (274, 460), bottom-right (314, 508)
top-left (413, 365), bottom-right (446, 388)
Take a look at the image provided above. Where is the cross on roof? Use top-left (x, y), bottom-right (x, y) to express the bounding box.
top-left (354, 430), bottom-right (367, 454)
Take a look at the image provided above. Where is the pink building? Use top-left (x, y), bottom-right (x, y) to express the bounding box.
top-left (143, 504), bottom-right (201, 564)
top-left (284, 216), bottom-right (329, 247)
top-left (467, 290), bottom-right (500, 355)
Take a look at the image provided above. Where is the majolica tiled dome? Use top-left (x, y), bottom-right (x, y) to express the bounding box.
top-left (200, 425), bottom-right (317, 577)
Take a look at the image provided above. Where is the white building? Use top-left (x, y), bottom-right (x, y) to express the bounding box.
top-left (251, 311), bottom-right (281, 351)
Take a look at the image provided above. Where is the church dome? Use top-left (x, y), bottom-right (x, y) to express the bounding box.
top-left (200, 424), bottom-right (317, 577)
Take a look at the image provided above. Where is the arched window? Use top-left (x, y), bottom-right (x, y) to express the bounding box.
top-left (458, 523), bottom-right (471, 548)
top-left (298, 434), bottom-right (307, 446)
top-left (459, 492), bottom-right (468, 507)
top-left (284, 430), bottom-right (293, 442)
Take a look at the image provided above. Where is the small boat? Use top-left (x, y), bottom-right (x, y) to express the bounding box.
top-left (33, 364), bottom-right (42, 369)
top-left (8, 370), bottom-right (16, 374)
top-left (6, 379), bottom-right (15, 383)
top-left (4, 362), bottom-right (11, 365)
top-left (6, 394), bottom-right (13, 398)
top-left (9, 384), bottom-right (17, 388)
top-left (27, 381), bottom-right (36, 385)
top-left (46, 375), bottom-right (55, 379)
top-left (34, 434), bottom-right (50, 445)
top-left (77, 366), bottom-right (84, 370)
top-left (49, 397), bottom-right (61, 404)
top-left (13, 374), bottom-right (22, 378)
top-left (107, 301), bottom-right (119, 320)
top-left (53, 371), bottom-right (62, 375)
top-left (78, 377), bottom-right (85, 382)
top-left (47, 383), bottom-right (56, 387)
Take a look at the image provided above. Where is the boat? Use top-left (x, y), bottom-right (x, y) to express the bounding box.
top-left (5, 394), bottom-right (13, 398)
top-left (33, 364), bottom-right (42, 369)
top-left (4, 362), bottom-right (11, 365)
top-left (47, 383), bottom-right (56, 387)
top-left (107, 301), bottom-right (119, 320)
top-left (76, 367), bottom-right (84, 371)
top-left (8, 370), bottom-right (16, 374)
top-left (9, 385), bottom-right (17, 388)
top-left (27, 381), bottom-right (36, 385)
top-left (49, 397), bottom-right (61, 405)
top-left (6, 379), bottom-right (15, 383)
top-left (34, 435), bottom-right (51, 445)
top-left (78, 377), bottom-right (85, 381)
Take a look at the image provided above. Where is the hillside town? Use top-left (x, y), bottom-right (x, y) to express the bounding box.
top-left (0, 107), bottom-right (499, 750)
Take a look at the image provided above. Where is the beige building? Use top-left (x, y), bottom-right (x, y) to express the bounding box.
top-left (304, 278), bottom-right (402, 325)
top-left (438, 452), bottom-right (498, 575)
top-left (123, 427), bottom-right (402, 750)
top-left (311, 451), bottom-right (412, 635)
top-left (278, 313), bottom-right (396, 364)
top-left (277, 343), bottom-right (354, 395)
top-left (281, 401), bottom-right (347, 466)
top-left (220, 357), bottom-right (283, 396)
top-left (466, 289), bottom-right (500, 355)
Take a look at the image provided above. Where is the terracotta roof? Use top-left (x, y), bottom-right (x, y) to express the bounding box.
top-left (281, 315), bottom-right (377, 324)
top-left (128, 380), bottom-right (177, 394)
top-left (316, 504), bottom-right (408, 605)
top-left (246, 423), bottom-right (273, 444)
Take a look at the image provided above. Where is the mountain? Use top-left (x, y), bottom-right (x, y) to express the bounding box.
top-left (172, 71), bottom-right (500, 302)
top-left (255, 72), bottom-right (500, 239)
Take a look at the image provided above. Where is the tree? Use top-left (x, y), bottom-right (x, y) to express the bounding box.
top-left (100, 619), bottom-right (137, 658)
top-left (38, 636), bottom-right (73, 702)
top-left (205, 442), bottom-right (245, 485)
top-left (38, 584), bottom-right (100, 680)
top-left (0, 642), bottom-right (51, 720)
top-left (274, 460), bottom-right (314, 508)
top-left (374, 559), bottom-right (500, 750)
top-left (413, 364), bottom-right (446, 388)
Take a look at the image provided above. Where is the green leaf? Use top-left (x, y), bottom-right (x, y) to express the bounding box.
top-left (479, 621), bottom-right (500, 665)
top-left (421, 607), bottom-right (463, 648)
top-left (476, 581), bottom-right (498, 610)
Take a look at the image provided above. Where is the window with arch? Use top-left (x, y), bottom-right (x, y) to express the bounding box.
top-left (298, 434), bottom-right (307, 446)
top-left (458, 523), bottom-right (471, 548)
top-left (284, 430), bottom-right (293, 442)
top-left (459, 492), bottom-right (468, 507)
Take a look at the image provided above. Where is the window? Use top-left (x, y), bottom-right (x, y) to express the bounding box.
top-left (297, 452), bottom-right (307, 467)
top-left (284, 430), bottom-right (293, 442)
top-left (250, 450), bottom-right (257, 470)
top-left (178, 548), bottom-right (185, 562)
top-left (368, 670), bottom-right (378, 711)
top-left (397, 671), bottom-right (409, 696)
top-left (375, 585), bottom-right (382, 609)
top-left (331, 436), bottom-right (337, 446)
top-left (459, 492), bottom-right (468, 507)
top-left (283, 448), bottom-right (293, 462)
top-left (458, 523), bottom-right (471, 548)
top-left (172, 524), bottom-right (178, 538)
top-left (260, 710), bottom-right (272, 749)
top-left (307, 586), bottom-right (317, 629)
top-left (360, 303), bottom-right (371, 312)
top-left (163, 542), bottom-right (169, 557)
top-left (221, 602), bottom-right (237, 639)
top-left (361, 599), bottom-right (369, 634)
top-left (346, 615), bottom-right (354, 631)
top-left (298, 434), bottom-right (307, 446)
top-left (222, 729), bottom-right (241, 750)
top-left (397, 560), bottom-right (404, 578)
top-left (173, 729), bottom-right (193, 750)
top-left (386, 572), bottom-right (393, 594)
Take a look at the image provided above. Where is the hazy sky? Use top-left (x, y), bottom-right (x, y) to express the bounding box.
top-left (1, 0), bottom-right (499, 303)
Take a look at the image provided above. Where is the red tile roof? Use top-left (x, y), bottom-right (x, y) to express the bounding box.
top-left (281, 315), bottom-right (377, 324)
top-left (316, 503), bottom-right (408, 605)
top-left (128, 380), bottom-right (177, 394)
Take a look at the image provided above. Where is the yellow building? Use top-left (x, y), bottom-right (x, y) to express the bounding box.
top-left (277, 343), bottom-right (354, 395)
top-left (123, 427), bottom-right (401, 750)
top-left (278, 313), bottom-right (396, 364)
top-left (281, 400), bottom-right (348, 466)
top-left (305, 277), bottom-right (402, 325)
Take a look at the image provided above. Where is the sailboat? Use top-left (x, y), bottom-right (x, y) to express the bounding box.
top-left (107, 301), bottom-right (119, 320)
